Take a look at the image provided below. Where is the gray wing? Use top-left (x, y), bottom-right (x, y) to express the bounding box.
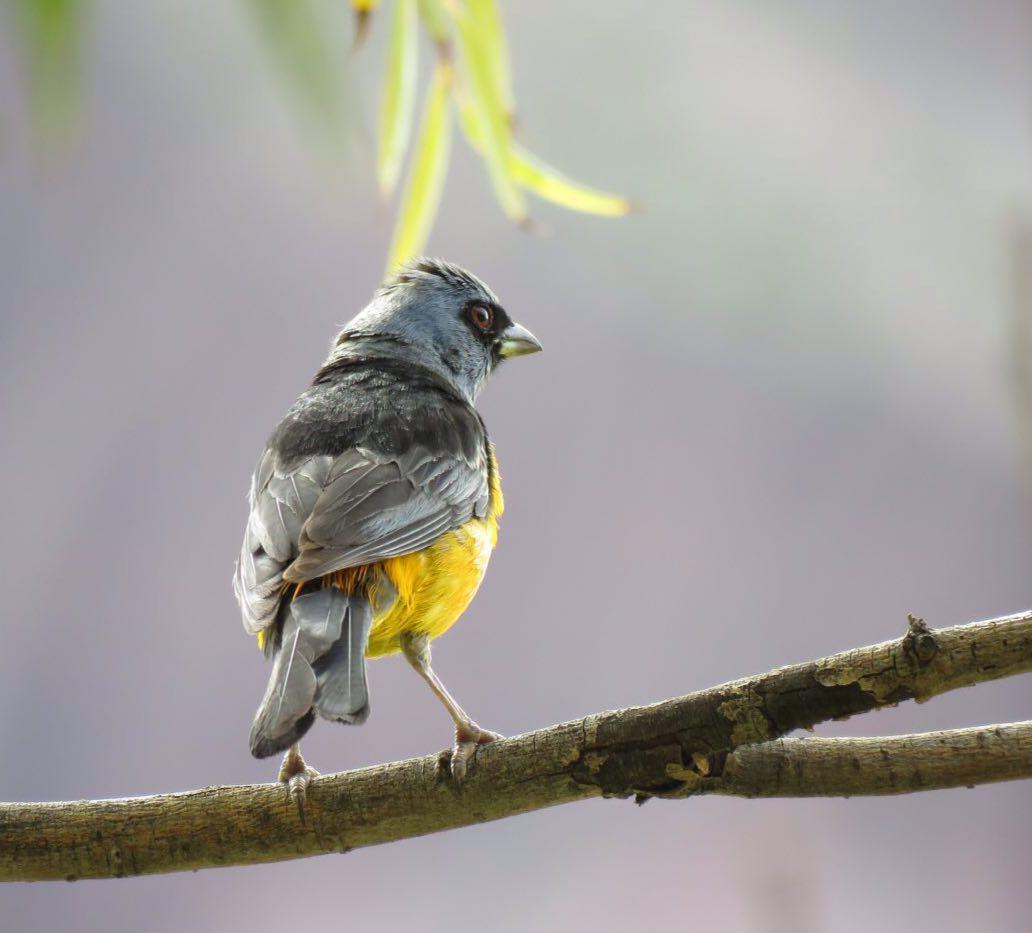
top-left (284, 442), bottom-right (490, 583)
top-left (233, 443), bottom-right (489, 632)
top-left (233, 450), bottom-right (333, 635)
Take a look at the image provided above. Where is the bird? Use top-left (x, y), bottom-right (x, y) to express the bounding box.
top-left (233, 258), bottom-right (542, 811)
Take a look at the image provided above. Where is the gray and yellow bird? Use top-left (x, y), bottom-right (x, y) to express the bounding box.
top-left (233, 258), bottom-right (541, 805)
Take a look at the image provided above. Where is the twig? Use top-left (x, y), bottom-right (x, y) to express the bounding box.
top-left (692, 721), bottom-right (1032, 798)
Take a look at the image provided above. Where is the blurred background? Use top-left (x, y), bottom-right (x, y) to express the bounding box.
top-left (2, 1), bottom-right (1031, 931)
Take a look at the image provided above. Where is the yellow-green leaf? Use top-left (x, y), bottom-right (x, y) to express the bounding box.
top-left (511, 146), bottom-right (631, 217)
top-left (14, 0), bottom-right (84, 151)
top-left (417, 0), bottom-right (451, 56)
top-left (466, 0), bottom-right (514, 122)
top-left (452, 84), bottom-right (483, 149)
top-left (250, 0), bottom-right (343, 132)
top-left (386, 64), bottom-right (453, 275)
top-left (377, 0), bottom-right (418, 197)
top-left (452, 3), bottom-right (526, 223)
top-left (453, 94), bottom-right (630, 218)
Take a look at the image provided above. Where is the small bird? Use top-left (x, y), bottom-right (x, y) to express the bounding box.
top-left (233, 258), bottom-right (541, 809)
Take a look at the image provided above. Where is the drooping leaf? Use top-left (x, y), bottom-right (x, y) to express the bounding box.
top-left (249, 0), bottom-right (343, 133)
top-left (385, 63), bottom-right (453, 275)
top-left (452, 83), bottom-right (483, 148)
top-left (417, 0), bottom-right (451, 57)
top-left (377, 0), bottom-right (418, 197)
top-left (453, 88), bottom-right (630, 217)
top-left (452, 2), bottom-right (526, 224)
top-left (511, 146), bottom-right (631, 216)
top-left (466, 0), bottom-right (513, 123)
top-left (14, 0), bottom-right (84, 151)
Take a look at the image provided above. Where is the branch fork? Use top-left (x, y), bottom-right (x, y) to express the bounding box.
top-left (2, 610), bottom-right (1030, 882)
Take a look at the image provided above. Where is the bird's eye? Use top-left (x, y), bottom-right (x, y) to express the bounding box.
top-left (468, 303), bottom-right (494, 333)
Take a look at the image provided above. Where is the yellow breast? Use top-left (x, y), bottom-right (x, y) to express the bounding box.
top-left (365, 447), bottom-right (504, 659)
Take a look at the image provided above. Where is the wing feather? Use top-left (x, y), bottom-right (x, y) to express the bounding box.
top-left (233, 451), bottom-right (332, 634)
top-left (233, 385), bottom-right (491, 633)
top-left (283, 441), bottom-right (487, 582)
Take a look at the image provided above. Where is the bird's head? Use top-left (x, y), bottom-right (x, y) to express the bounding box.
top-left (330, 258), bottom-right (542, 402)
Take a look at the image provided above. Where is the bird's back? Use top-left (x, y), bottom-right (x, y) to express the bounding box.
top-left (235, 355), bottom-right (500, 653)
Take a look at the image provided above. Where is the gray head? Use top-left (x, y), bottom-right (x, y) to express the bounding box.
top-left (326, 258), bottom-right (541, 402)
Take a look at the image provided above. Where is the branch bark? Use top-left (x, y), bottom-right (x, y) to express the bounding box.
top-left (1, 610), bottom-right (1029, 882)
top-left (701, 721), bottom-right (1032, 797)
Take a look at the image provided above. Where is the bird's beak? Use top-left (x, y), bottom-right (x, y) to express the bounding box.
top-left (497, 322), bottom-right (543, 359)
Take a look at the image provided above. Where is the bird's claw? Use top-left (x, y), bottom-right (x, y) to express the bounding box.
top-left (278, 751), bottom-right (319, 821)
top-left (449, 723), bottom-right (503, 783)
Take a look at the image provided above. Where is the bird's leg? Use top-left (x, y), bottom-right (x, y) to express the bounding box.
top-left (400, 632), bottom-right (502, 781)
top-left (277, 743), bottom-right (319, 820)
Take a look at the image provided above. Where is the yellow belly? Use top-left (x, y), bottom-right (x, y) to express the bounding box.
top-left (258, 446), bottom-right (504, 658)
top-left (365, 513), bottom-right (498, 658)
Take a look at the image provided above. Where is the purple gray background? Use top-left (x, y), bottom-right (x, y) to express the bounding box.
top-left (2, 2), bottom-right (1031, 931)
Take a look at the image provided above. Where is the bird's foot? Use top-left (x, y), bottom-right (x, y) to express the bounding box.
top-left (278, 747), bottom-right (320, 820)
top-left (448, 723), bottom-right (503, 783)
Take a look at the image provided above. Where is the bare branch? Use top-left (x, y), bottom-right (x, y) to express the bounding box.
top-left (1, 610), bottom-right (1029, 882)
top-left (690, 721), bottom-right (1032, 798)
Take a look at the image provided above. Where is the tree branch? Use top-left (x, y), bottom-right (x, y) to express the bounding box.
top-left (1, 610), bottom-right (1029, 882)
top-left (694, 721), bottom-right (1032, 798)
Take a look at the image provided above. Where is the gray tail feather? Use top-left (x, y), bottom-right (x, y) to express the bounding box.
top-left (249, 587), bottom-right (372, 759)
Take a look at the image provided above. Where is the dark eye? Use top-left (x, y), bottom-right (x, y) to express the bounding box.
top-left (467, 303), bottom-right (494, 333)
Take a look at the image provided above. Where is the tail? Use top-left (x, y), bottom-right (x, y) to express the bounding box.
top-left (249, 587), bottom-right (372, 759)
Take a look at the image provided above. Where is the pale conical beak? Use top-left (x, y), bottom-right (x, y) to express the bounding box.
top-left (497, 322), bottom-right (543, 359)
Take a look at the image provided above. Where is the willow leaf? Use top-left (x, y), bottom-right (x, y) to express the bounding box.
top-left (386, 64), bottom-right (453, 275)
top-left (511, 146), bottom-right (630, 216)
top-left (466, 0), bottom-right (513, 121)
top-left (452, 3), bottom-right (526, 223)
top-left (377, 0), bottom-right (418, 196)
top-left (452, 84), bottom-right (483, 148)
top-left (14, 0), bottom-right (83, 150)
top-left (453, 92), bottom-right (628, 217)
top-left (250, 0), bottom-right (342, 131)
top-left (417, 0), bottom-right (451, 55)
